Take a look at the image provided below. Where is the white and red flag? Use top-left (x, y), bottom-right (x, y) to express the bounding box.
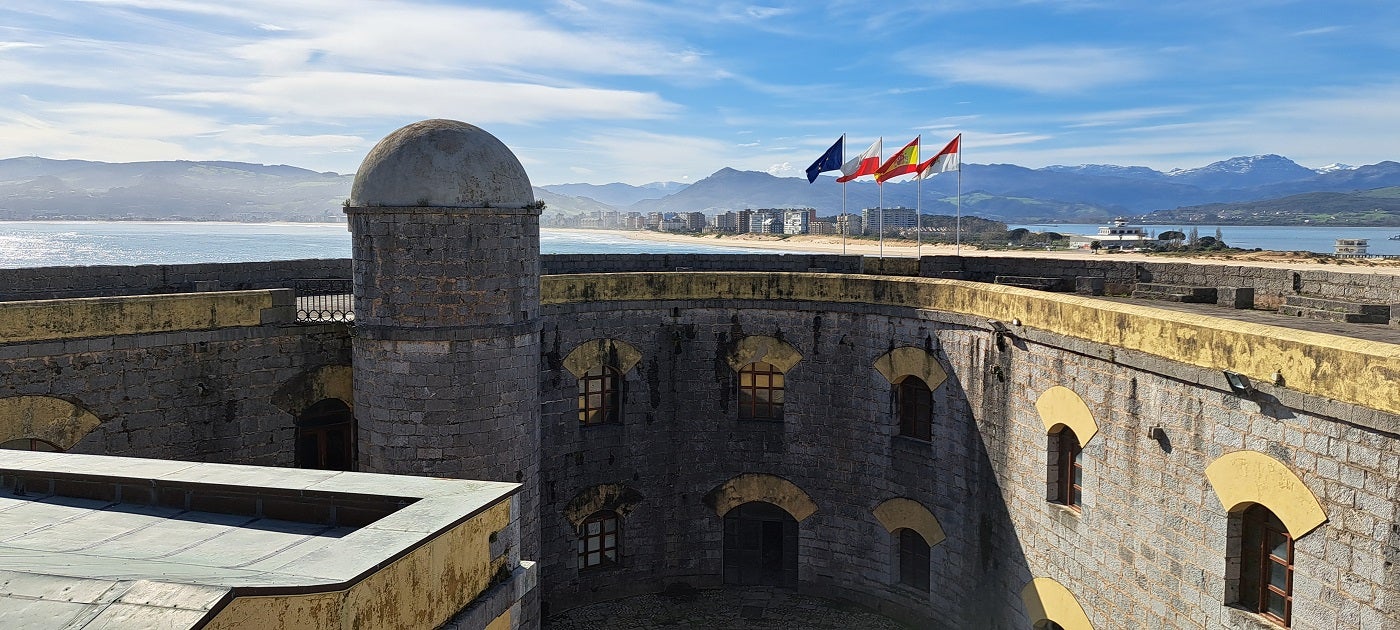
top-left (837, 138), bottom-right (881, 182)
top-left (917, 134), bottom-right (960, 178)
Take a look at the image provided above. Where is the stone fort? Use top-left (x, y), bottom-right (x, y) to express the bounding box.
top-left (1, 119), bottom-right (1398, 629)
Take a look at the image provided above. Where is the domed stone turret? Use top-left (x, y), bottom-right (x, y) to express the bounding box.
top-left (349, 119), bottom-right (534, 208)
top-left (344, 120), bottom-right (541, 607)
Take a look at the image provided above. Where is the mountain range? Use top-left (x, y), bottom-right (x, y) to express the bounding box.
top-left (3, 154), bottom-right (1400, 224)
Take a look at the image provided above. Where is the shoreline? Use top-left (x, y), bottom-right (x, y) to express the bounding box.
top-left (544, 228), bottom-right (1400, 274)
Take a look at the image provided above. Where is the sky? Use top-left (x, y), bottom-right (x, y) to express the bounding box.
top-left (1, 1), bottom-right (1398, 186)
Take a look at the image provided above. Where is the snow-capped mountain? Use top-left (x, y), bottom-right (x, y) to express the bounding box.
top-left (1316, 163), bottom-right (1357, 174)
top-left (1164, 154), bottom-right (1317, 189)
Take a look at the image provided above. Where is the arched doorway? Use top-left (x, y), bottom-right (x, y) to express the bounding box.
top-left (296, 398), bottom-right (354, 471)
top-left (723, 501), bottom-right (798, 587)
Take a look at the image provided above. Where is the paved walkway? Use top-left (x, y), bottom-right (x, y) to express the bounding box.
top-left (544, 587), bottom-right (910, 630)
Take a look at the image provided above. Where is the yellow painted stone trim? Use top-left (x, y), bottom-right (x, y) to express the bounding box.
top-left (726, 335), bottom-right (802, 373)
top-left (1206, 450), bottom-right (1327, 538)
top-left (561, 483), bottom-right (644, 527)
top-left (1021, 577), bottom-right (1095, 630)
top-left (311, 365), bottom-right (354, 408)
top-left (1034, 386), bottom-right (1099, 445)
top-left (872, 498), bottom-right (946, 547)
top-left (562, 338), bottom-right (643, 378)
top-left (484, 607), bottom-right (511, 630)
top-left (0, 291), bottom-right (278, 343)
top-left (0, 396), bottom-right (101, 450)
top-left (202, 500), bottom-right (511, 630)
top-left (707, 473), bottom-right (817, 522)
top-left (872, 346), bottom-right (948, 389)
top-left (542, 273), bottom-right (1400, 417)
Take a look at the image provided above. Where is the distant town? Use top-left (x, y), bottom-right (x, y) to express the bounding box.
top-left (548, 206), bottom-right (935, 238)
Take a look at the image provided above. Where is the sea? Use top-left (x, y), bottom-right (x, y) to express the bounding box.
top-left (2, 220), bottom-right (1399, 269)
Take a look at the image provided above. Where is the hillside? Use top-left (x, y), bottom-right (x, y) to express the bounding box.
top-left (4, 153), bottom-right (1400, 225)
top-left (1147, 187), bottom-right (1400, 226)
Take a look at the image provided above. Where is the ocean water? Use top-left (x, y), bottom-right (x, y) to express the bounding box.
top-left (0, 221), bottom-right (790, 268)
top-left (1014, 223), bottom-right (1400, 256)
top-left (2, 221), bottom-right (1399, 269)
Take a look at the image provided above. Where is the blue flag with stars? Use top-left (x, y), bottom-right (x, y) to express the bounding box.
top-left (805, 135), bottom-right (844, 183)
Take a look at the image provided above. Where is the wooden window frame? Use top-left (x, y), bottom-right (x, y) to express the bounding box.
top-left (578, 511), bottom-right (620, 570)
top-left (738, 362), bottom-right (785, 421)
top-left (578, 365), bottom-right (622, 426)
top-left (1050, 427), bottom-right (1082, 509)
top-left (895, 376), bottom-right (932, 441)
top-left (0, 437), bottom-right (63, 452)
top-left (1240, 505), bottom-right (1293, 627)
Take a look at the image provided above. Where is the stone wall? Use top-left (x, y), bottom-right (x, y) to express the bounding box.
top-left (998, 329), bottom-right (1400, 629)
top-left (541, 253), bottom-right (862, 275)
top-left (0, 313), bottom-right (350, 466)
top-left (0, 259), bottom-right (351, 301)
top-left (536, 300), bottom-right (1027, 627)
top-left (921, 255), bottom-right (1400, 307)
top-left (536, 274), bottom-right (1400, 628)
top-left (6, 253), bottom-right (1399, 311)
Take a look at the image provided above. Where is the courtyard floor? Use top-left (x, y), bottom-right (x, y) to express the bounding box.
top-left (543, 587), bottom-right (911, 629)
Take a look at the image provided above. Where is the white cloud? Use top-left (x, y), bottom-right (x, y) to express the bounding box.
top-left (167, 72), bottom-right (679, 123)
top-left (916, 46), bottom-right (1151, 93)
top-left (766, 162), bottom-right (794, 176)
top-left (564, 130), bottom-right (735, 185)
top-left (230, 5), bottom-right (711, 79)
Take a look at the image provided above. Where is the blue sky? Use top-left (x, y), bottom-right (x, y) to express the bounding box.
top-left (1, 1), bottom-right (1397, 185)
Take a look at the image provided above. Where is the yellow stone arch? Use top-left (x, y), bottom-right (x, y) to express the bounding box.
top-left (561, 483), bottom-right (645, 527)
top-left (704, 473), bottom-right (817, 522)
top-left (872, 346), bottom-right (948, 389)
top-left (272, 364), bottom-right (353, 416)
top-left (1206, 450), bottom-right (1327, 538)
top-left (0, 395), bottom-right (102, 450)
top-left (1034, 386), bottom-right (1098, 445)
top-left (562, 338), bottom-right (643, 378)
top-left (872, 497), bottom-right (946, 547)
top-left (725, 335), bottom-right (802, 374)
top-left (1021, 577), bottom-right (1095, 630)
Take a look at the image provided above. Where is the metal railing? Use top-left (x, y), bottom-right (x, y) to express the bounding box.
top-left (293, 279), bottom-right (354, 322)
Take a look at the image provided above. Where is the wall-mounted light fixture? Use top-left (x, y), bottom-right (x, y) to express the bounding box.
top-left (1222, 370), bottom-right (1254, 397)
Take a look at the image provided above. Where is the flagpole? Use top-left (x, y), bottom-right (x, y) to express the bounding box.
top-left (841, 134), bottom-right (847, 256)
top-left (955, 165), bottom-right (962, 256)
top-left (916, 173), bottom-right (922, 258)
top-left (878, 183), bottom-right (884, 259)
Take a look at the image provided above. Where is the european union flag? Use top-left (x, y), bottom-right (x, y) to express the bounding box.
top-left (805, 136), bottom-right (844, 183)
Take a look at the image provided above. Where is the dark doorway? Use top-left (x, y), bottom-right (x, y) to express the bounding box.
top-left (296, 398), bottom-right (354, 471)
top-left (723, 501), bottom-right (798, 587)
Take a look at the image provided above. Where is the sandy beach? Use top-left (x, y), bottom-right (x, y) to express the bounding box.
top-left (543, 228), bottom-right (1400, 275)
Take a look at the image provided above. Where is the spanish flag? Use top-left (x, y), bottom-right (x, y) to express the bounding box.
top-left (876, 136), bottom-right (920, 183)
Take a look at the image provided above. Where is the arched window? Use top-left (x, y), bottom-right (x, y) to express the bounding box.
top-left (738, 362), bottom-right (784, 420)
top-left (578, 511), bottom-right (620, 569)
top-left (1236, 504), bottom-right (1293, 626)
top-left (1048, 427), bottom-right (1082, 509)
top-left (895, 376), bottom-right (932, 440)
top-left (896, 528), bottom-right (930, 591)
top-left (578, 365), bottom-right (621, 426)
top-left (0, 437), bottom-right (63, 452)
top-left (296, 398), bottom-right (354, 471)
